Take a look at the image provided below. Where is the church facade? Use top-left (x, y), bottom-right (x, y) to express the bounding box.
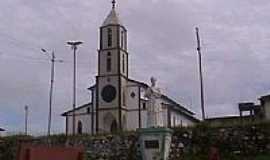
top-left (62, 3), bottom-right (199, 135)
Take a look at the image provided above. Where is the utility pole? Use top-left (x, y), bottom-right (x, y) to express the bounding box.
top-left (41, 49), bottom-right (63, 136)
top-left (195, 27), bottom-right (206, 121)
top-left (24, 105), bottom-right (28, 135)
top-left (67, 41), bottom-right (83, 135)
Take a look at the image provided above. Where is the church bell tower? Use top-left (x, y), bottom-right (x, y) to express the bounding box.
top-left (96, 0), bottom-right (128, 133)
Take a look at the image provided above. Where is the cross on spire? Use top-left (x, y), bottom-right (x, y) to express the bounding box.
top-left (112, 0), bottom-right (116, 9)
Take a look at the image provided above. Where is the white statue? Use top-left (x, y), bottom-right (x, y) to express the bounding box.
top-left (144, 77), bottom-right (163, 128)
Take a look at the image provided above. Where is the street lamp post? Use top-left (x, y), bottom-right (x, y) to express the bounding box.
top-left (41, 49), bottom-right (63, 136)
top-left (66, 41), bottom-right (83, 135)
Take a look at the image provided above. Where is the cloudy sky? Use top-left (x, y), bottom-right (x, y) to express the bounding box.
top-left (1, 0), bottom-right (270, 135)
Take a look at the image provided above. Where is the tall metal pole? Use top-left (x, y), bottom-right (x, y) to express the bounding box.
top-left (73, 46), bottom-right (77, 135)
top-left (41, 49), bottom-right (62, 136)
top-left (67, 41), bottom-right (83, 135)
top-left (24, 105), bottom-right (28, 135)
top-left (195, 27), bottom-right (206, 121)
top-left (47, 52), bottom-right (55, 136)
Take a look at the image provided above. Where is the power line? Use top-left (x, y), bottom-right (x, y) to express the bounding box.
top-left (0, 32), bottom-right (42, 52)
top-left (0, 50), bottom-right (93, 66)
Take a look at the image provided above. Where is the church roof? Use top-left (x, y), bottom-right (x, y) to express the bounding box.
top-left (88, 84), bottom-right (96, 90)
top-left (88, 79), bottom-right (148, 91)
top-left (161, 95), bottom-right (195, 115)
top-left (88, 78), bottom-right (195, 115)
top-left (127, 79), bottom-right (148, 88)
top-left (102, 8), bottom-right (123, 26)
top-left (127, 79), bottom-right (196, 117)
top-left (61, 103), bottom-right (92, 116)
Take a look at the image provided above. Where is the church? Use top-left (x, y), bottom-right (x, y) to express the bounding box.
top-left (61, 1), bottom-right (199, 135)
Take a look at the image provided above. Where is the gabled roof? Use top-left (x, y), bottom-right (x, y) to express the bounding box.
top-left (102, 8), bottom-right (122, 26)
top-left (88, 79), bottom-right (148, 91)
top-left (128, 79), bottom-right (195, 115)
top-left (61, 103), bottom-right (92, 116)
top-left (128, 78), bottom-right (148, 88)
top-left (0, 128), bottom-right (5, 131)
top-left (162, 103), bottom-right (199, 122)
top-left (88, 84), bottom-right (96, 90)
top-left (161, 95), bottom-right (195, 115)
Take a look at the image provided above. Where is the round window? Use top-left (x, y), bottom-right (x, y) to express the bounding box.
top-left (130, 92), bottom-right (136, 98)
top-left (101, 85), bottom-right (117, 102)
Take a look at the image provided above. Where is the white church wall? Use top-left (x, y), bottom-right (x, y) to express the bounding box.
top-left (77, 115), bottom-right (92, 134)
top-left (126, 86), bottom-right (139, 110)
top-left (65, 103), bottom-right (94, 135)
top-left (141, 110), bottom-right (148, 128)
top-left (66, 114), bottom-right (93, 135)
top-left (91, 89), bottom-right (96, 110)
top-left (120, 50), bottom-right (128, 77)
top-left (264, 100), bottom-right (270, 120)
top-left (121, 77), bottom-right (128, 108)
top-left (127, 110), bottom-right (139, 130)
top-left (162, 107), bottom-right (168, 127)
top-left (98, 110), bottom-right (119, 133)
top-left (170, 110), bottom-right (195, 127)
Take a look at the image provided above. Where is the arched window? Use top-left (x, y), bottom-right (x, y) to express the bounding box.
top-left (173, 117), bottom-right (176, 127)
top-left (142, 102), bottom-right (146, 110)
top-left (121, 31), bottom-right (124, 48)
top-left (107, 28), bottom-right (112, 47)
top-left (123, 90), bottom-right (126, 106)
top-left (122, 54), bottom-right (125, 73)
top-left (107, 52), bottom-right (111, 72)
top-left (77, 121), bottom-right (83, 135)
top-left (111, 120), bottom-right (118, 133)
top-left (122, 115), bottom-right (127, 130)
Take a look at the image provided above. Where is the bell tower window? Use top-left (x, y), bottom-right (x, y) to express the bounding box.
top-left (107, 52), bottom-right (112, 72)
top-left (121, 31), bottom-right (124, 48)
top-left (122, 54), bottom-right (125, 73)
top-left (123, 90), bottom-right (126, 106)
top-left (108, 28), bottom-right (112, 47)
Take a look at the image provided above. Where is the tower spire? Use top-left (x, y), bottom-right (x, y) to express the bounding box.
top-left (112, 0), bottom-right (116, 9)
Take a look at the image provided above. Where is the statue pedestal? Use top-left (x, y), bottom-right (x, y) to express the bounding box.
top-left (137, 128), bottom-right (173, 160)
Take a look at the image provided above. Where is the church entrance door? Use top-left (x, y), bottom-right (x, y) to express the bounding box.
top-left (110, 120), bottom-right (117, 133)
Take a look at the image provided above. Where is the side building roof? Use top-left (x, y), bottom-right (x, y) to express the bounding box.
top-left (259, 94), bottom-right (270, 102)
top-left (205, 115), bottom-right (253, 121)
top-left (61, 103), bottom-right (92, 116)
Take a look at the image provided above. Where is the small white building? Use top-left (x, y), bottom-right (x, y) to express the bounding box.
top-left (0, 128), bottom-right (5, 137)
top-left (61, 2), bottom-right (199, 135)
top-left (259, 95), bottom-right (270, 120)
